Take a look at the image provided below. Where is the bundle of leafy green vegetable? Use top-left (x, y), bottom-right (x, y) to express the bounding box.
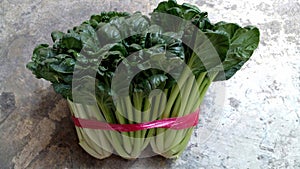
top-left (26, 0), bottom-right (259, 159)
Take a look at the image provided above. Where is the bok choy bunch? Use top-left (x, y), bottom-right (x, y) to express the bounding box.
top-left (26, 0), bottom-right (259, 159)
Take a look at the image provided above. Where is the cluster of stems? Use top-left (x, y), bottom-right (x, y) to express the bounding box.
top-left (68, 56), bottom-right (218, 159)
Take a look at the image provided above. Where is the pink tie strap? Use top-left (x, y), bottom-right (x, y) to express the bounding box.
top-left (72, 109), bottom-right (199, 132)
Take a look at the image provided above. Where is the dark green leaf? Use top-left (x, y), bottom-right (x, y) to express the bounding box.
top-left (214, 25), bottom-right (260, 81)
top-left (51, 31), bottom-right (64, 42)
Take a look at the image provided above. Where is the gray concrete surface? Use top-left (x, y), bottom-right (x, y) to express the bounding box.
top-left (0, 0), bottom-right (299, 168)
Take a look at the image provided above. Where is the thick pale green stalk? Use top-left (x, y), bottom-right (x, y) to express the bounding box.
top-left (68, 100), bottom-right (112, 159)
top-left (162, 127), bottom-right (194, 159)
top-left (123, 96), bottom-right (135, 145)
top-left (115, 99), bottom-right (132, 154)
top-left (96, 101), bottom-right (130, 158)
top-left (163, 73), bottom-right (206, 154)
top-left (154, 77), bottom-right (189, 153)
top-left (138, 97), bottom-right (150, 150)
top-left (151, 54), bottom-right (199, 156)
top-left (163, 72), bottom-right (219, 158)
top-left (153, 68), bottom-right (219, 158)
top-left (131, 92), bottom-right (143, 157)
top-left (163, 74), bottom-right (195, 150)
top-left (85, 104), bottom-right (112, 152)
top-left (150, 89), bottom-right (168, 153)
top-left (192, 71), bottom-right (219, 111)
top-left (151, 65), bottom-right (193, 156)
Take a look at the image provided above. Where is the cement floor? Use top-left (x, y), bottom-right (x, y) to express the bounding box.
top-left (0, 0), bottom-right (299, 168)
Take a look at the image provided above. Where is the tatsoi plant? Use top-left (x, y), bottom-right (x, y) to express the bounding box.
top-left (27, 0), bottom-right (260, 159)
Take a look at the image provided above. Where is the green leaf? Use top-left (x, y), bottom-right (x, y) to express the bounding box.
top-left (187, 31), bottom-right (229, 75)
top-left (49, 58), bottom-right (75, 74)
top-left (214, 24), bottom-right (260, 81)
top-left (61, 33), bottom-right (83, 51)
top-left (26, 0), bottom-right (260, 104)
top-left (51, 31), bottom-right (64, 42)
top-left (52, 83), bottom-right (72, 99)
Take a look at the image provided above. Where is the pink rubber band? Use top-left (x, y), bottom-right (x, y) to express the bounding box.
top-left (72, 109), bottom-right (199, 132)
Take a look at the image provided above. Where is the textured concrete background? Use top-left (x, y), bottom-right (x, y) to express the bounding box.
top-left (0, 0), bottom-right (299, 168)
